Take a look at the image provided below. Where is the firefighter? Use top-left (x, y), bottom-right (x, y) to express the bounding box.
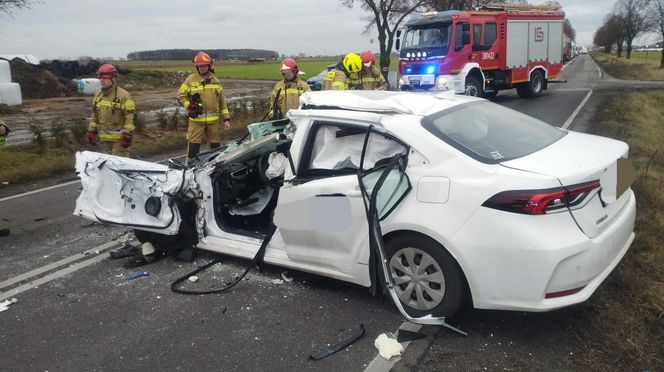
top-left (268, 58), bottom-right (310, 120)
top-left (0, 119), bottom-right (9, 148)
top-left (87, 64), bottom-right (136, 157)
top-left (321, 53), bottom-right (363, 90)
top-left (178, 51), bottom-right (231, 160)
top-left (358, 50), bottom-right (388, 90)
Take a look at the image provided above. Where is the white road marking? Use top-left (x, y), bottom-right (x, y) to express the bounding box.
top-left (0, 239), bottom-right (122, 290)
top-left (0, 180), bottom-right (80, 203)
top-left (0, 239), bottom-right (122, 301)
top-left (363, 322), bottom-right (423, 372)
top-left (562, 89), bottom-right (593, 130)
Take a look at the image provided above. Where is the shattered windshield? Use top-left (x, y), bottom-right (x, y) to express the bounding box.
top-left (402, 24), bottom-right (451, 55)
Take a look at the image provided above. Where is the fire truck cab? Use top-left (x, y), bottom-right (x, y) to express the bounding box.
top-left (396, 7), bottom-right (565, 98)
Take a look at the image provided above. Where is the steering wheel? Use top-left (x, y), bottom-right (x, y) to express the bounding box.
top-left (257, 151), bottom-right (282, 189)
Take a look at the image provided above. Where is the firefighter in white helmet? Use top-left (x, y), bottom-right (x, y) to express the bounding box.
top-left (268, 58), bottom-right (310, 120)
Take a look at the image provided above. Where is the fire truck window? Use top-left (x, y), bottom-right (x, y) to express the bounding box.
top-left (454, 23), bottom-right (465, 50)
top-left (484, 23), bottom-right (497, 48)
top-left (472, 24), bottom-right (482, 50)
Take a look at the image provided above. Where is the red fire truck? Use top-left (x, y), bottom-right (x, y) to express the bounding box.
top-left (396, 6), bottom-right (565, 98)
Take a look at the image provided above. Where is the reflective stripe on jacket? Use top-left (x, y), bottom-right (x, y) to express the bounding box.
top-left (178, 73), bottom-right (230, 122)
top-left (321, 70), bottom-right (348, 90)
top-left (268, 79), bottom-right (310, 119)
top-left (88, 86), bottom-right (136, 141)
top-left (357, 66), bottom-right (388, 90)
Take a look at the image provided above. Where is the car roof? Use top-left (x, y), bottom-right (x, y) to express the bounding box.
top-left (298, 90), bottom-right (481, 117)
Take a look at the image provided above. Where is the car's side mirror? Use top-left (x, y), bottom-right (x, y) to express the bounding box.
top-left (396, 30), bottom-right (402, 51)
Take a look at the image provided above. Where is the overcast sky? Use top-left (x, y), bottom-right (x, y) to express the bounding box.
top-left (0, 0), bottom-right (657, 60)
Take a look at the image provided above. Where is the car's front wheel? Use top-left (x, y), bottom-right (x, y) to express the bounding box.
top-left (385, 233), bottom-right (466, 318)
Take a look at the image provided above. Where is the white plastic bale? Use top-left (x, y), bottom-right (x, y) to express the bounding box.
top-left (0, 83), bottom-right (23, 106)
top-left (75, 78), bottom-right (101, 95)
top-left (0, 60), bottom-right (11, 83)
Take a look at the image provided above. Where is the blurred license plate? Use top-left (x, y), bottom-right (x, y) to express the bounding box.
top-left (410, 77), bottom-right (421, 85)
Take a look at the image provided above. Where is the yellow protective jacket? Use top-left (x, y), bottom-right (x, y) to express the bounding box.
top-left (88, 86), bottom-right (136, 141)
top-left (178, 73), bottom-right (230, 123)
top-left (321, 69), bottom-right (349, 90)
top-left (268, 79), bottom-right (310, 119)
top-left (357, 66), bottom-right (388, 90)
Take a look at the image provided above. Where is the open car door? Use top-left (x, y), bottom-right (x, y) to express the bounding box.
top-left (74, 151), bottom-right (192, 235)
top-left (357, 127), bottom-right (467, 334)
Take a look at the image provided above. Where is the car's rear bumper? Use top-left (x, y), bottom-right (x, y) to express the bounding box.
top-left (451, 189), bottom-right (636, 312)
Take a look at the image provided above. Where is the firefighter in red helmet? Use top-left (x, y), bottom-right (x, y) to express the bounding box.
top-left (178, 51), bottom-right (231, 160)
top-left (267, 58), bottom-right (310, 120)
top-left (357, 50), bottom-right (388, 90)
top-left (87, 63), bottom-right (136, 157)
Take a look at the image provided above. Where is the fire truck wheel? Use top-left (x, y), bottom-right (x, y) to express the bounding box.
top-left (516, 84), bottom-right (529, 98)
top-left (527, 70), bottom-right (544, 97)
top-left (483, 90), bottom-right (498, 100)
top-left (464, 76), bottom-right (483, 97)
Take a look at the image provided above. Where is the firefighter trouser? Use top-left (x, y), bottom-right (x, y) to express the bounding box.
top-left (187, 120), bottom-right (221, 145)
top-left (99, 140), bottom-right (130, 157)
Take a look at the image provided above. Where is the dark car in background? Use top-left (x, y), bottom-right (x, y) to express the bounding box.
top-left (306, 64), bottom-right (336, 91)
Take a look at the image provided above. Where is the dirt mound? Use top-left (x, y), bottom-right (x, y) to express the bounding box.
top-left (8, 58), bottom-right (74, 99)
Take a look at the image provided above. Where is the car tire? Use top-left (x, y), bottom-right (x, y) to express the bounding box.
top-left (527, 70), bottom-right (544, 98)
top-left (464, 76), bottom-right (483, 97)
top-left (385, 233), bottom-right (466, 318)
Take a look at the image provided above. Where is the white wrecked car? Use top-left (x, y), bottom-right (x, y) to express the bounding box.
top-left (74, 90), bottom-right (636, 321)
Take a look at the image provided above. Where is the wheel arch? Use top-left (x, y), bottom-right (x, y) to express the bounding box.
top-left (461, 63), bottom-right (485, 87)
top-left (382, 228), bottom-right (475, 308)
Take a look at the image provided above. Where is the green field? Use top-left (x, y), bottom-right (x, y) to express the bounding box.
top-left (592, 51), bottom-right (664, 81)
top-left (119, 58), bottom-right (399, 80)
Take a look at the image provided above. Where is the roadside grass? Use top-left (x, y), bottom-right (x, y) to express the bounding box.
top-left (119, 58), bottom-right (399, 80)
top-left (576, 91), bottom-right (664, 370)
top-left (592, 52), bottom-right (664, 81)
top-left (0, 111), bottom-right (266, 185)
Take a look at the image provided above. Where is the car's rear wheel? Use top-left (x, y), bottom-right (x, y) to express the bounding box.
top-left (385, 233), bottom-right (465, 318)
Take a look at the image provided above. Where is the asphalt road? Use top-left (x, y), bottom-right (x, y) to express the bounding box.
top-left (1, 55), bottom-right (662, 371)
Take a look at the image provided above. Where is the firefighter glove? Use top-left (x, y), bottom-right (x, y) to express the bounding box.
top-left (87, 131), bottom-right (98, 145)
top-left (119, 132), bottom-right (132, 148)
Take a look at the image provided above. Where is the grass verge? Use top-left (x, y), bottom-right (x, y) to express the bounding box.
top-left (576, 91), bottom-right (664, 370)
top-left (0, 112), bottom-right (265, 185)
top-left (592, 52), bottom-right (664, 81)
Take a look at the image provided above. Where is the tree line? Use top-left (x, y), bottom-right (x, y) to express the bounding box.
top-left (593, 0), bottom-right (664, 67)
top-left (126, 49), bottom-right (279, 61)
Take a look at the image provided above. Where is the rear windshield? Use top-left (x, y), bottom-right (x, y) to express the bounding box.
top-left (422, 101), bottom-right (566, 163)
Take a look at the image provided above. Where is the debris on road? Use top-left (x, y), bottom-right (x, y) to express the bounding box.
top-left (309, 324), bottom-right (366, 360)
top-left (0, 298), bottom-right (18, 313)
top-left (270, 278), bottom-right (284, 285)
top-left (280, 271), bottom-right (293, 283)
top-left (187, 276), bottom-right (199, 283)
top-left (127, 271), bottom-right (150, 281)
top-left (374, 332), bottom-right (404, 360)
top-left (109, 243), bottom-right (140, 259)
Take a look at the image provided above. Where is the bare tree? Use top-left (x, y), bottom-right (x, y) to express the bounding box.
top-left (342, 0), bottom-right (428, 76)
top-left (652, 0), bottom-right (664, 68)
top-left (0, 0), bottom-right (31, 14)
top-left (615, 0), bottom-right (652, 59)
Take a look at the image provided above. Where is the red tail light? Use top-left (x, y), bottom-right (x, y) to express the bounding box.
top-left (482, 181), bottom-right (601, 215)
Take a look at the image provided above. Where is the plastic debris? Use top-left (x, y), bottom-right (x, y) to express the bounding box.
top-left (141, 242), bottom-right (156, 256)
top-left (0, 298), bottom-right (18, 312)
top-left (270, 279), bottom-right (284, 285)
top-left (188, 276), bottom-right (199, 283)
top-left (280, 271), bottom-right (293, 282)
top-left (127, 271), bottom-right (149, 281)
top-left (374, 333), bottom-right (404, 360)
top-left (310, 324), bottom-right (366, 360)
